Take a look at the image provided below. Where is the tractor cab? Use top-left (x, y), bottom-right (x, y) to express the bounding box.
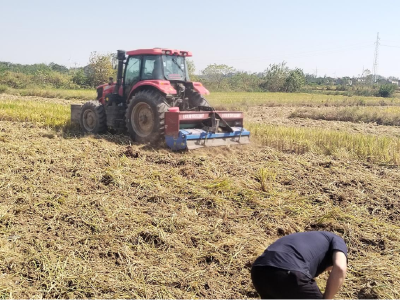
top-left (124, 48), bottom-right (191, 82)
top-left (135, 52), bottom-right (189, 82)
top-left (97, 49), bottom-right (208, 110)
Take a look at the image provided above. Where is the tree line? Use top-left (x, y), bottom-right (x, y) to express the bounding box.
top-left (191, 62), bottom-right (305, 93)
top-left (0, 53), bottom-right (398, 97)
top-left (0, 52), bottom-right (115, 89)
top-left (190, 61), bottom-right (398, 97)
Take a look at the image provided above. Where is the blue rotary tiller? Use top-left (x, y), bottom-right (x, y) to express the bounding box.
top-left (164, 108), bottom-right (250, 150)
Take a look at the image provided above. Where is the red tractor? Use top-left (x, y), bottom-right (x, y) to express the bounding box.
top-left (71, 48), bottom-right (250, 150)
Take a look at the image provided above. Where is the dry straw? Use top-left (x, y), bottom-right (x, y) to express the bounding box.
top-left (0, 92), bottom-right (399, 298)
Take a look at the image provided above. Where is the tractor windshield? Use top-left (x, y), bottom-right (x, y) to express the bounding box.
top-left (162, 55), bottom-right (188, 81)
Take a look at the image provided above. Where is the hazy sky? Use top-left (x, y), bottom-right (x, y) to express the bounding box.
top-left (1, 0), bottom-right (399, 78)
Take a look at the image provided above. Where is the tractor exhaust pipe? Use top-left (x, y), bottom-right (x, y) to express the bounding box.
top-left (114, 50), bottom-right (126, 94)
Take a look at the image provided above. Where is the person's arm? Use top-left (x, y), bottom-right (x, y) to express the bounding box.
top-left (323, 251), bottom-right (347, 299)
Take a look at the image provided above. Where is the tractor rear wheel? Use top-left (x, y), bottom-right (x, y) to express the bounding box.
top-left (126, 90), bottom-right (170, 143)
top-left (79, 101), bottom-right (107, 133)
top-left (186, 89), bottom-right (210, 109)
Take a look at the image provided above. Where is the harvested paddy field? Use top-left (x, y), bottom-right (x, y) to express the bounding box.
top-left (247, 106), bottom-right (400, 138)
top-left (0, 93), bottom-right (400, 298)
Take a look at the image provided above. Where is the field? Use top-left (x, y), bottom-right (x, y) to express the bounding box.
top-left (0, 91), bottom-right (400, 299)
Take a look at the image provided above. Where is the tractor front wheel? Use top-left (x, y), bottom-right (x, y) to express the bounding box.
top-left (126, 90), bottom-right (170, 143)
top-left (79, 101), bottom-right (107, 133)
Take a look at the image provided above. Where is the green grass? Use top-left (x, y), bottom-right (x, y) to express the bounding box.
top-left (290, 106), bottom-right (400, 126)
top-left (0, 99), bottom-right (70, 129)
top-left (0, 85), bottom-right (7, 94)
top-left (248, 122), bottom-right (400, 165)
top-left (207, 92), bottom-right (400, 109)
top-left (6, 88), bottom-right (96, 100)
top-left (4, 89), bottom-right (400, 108)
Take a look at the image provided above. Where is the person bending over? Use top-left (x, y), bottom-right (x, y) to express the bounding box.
top-left (251, 231), bottom-right (347, 299)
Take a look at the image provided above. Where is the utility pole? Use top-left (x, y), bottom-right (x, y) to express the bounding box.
top-left (372, 32), bottom-right (380, 83)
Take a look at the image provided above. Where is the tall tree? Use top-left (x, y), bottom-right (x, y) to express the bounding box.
top-left (284, 68), bottom-right (306, 92)
top-left (261, 62), bottom-right (289, 92)
top-left (86, 52), bottom-right (115, 87)
top-left (201, 64), bottom-right (235, 90)
top-left (186, 59), bottom-right (195, 77)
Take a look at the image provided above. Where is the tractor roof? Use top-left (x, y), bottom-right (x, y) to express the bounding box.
top-left (126, 48), bottom-right (192, 57)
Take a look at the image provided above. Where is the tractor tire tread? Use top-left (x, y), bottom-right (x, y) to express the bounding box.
top-left (79, 101), bottom-right (107, 134)
top-left (125, 90), bottom-right (170, 143)
top-left (187, 89), bottom-right (210, 108)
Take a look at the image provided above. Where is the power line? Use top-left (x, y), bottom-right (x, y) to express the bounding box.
top-left (380, 39), bottom-right (400, 45)
top-left (258, 42), bottom-right (373, 60)
top-left (192, 36), bottom-right (396, 77)
top-left (279, 44), bottom-right (373, 60)
top-left (194, 42), bottom-right (374, 63)
top-left (381, 44), bottom-right (400, 49)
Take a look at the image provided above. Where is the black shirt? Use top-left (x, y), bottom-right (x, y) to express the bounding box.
top-left (253, 231), bottom-right (347, 278)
